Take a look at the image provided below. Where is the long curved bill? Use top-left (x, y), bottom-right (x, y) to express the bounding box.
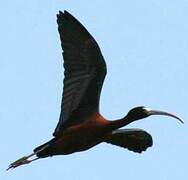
top-left (145, 108), bottom-right (184, 124)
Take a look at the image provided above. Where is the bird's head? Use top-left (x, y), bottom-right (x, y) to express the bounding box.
top-left (126, 106), bottom-right (184, 123)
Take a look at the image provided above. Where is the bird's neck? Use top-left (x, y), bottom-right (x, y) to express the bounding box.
top-left (107, 116), bottom-right (133, 131)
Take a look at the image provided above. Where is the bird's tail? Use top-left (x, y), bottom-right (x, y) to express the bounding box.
top-left (33, 138), bottom-right (56, 158)
top-left (105, 128), bottom-right (153, 153)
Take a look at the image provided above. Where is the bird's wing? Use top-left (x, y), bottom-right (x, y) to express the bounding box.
top-left (105, 129), bottom-right (153, 153)
top-left (53, 11), bottom-right (107, 137)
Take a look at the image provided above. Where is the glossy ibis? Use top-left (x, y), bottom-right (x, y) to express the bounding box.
top-left (7, 10), bottom-right (183, 170)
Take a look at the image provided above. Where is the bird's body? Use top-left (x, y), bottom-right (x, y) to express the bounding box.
top-left (7, 10), bottom-right (183, 170)
top-left (34, 112), bottom-right (139, 157)
top-left (36, 113), bottom-right (110, 156)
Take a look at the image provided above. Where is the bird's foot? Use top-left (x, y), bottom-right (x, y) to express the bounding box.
top-left (7, 156), bottom-right (31, 171)
top-left (6, 153), bottom-right (38, 171)
top-left (7, 144), bottom-right (49, 171)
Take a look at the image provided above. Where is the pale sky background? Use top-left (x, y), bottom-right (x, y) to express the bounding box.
top-left (1, 0), bottom-right (188, 180)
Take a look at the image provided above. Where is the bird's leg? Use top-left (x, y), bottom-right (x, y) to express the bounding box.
top-left (7, 144), bottom-right (49, 171)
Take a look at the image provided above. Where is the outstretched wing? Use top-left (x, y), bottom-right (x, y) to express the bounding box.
top-left (105, 129), bottom-right (153, 153)
top-left (53, 11), bottom-right (107, 136)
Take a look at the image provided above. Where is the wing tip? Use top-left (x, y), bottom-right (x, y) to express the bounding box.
top-left (57, 10), bottom-right (72, 18)
top-left (57, 10), bottom-right (75, 25)
top-left (57, 10), bottom-right (64, 19)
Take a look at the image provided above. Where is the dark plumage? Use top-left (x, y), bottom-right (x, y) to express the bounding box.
top-left (7, 11), bottom-right (183, 171)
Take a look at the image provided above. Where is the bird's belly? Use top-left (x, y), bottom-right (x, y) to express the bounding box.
top-left (52, 126), bottom-right (108, 155)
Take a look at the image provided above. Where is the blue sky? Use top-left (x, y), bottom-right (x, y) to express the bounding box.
top-left (1, 0), bottom-right (188, 179)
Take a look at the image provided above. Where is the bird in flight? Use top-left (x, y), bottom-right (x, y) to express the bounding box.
top-left (7, 10), bottom-right (183, 170)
